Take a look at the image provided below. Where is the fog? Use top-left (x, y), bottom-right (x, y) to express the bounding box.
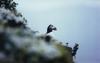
top-left (15, 0), bottom-right (100, 63)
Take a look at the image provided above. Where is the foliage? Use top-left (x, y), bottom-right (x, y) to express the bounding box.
top-left (0, 0), bottom-right (27, 23)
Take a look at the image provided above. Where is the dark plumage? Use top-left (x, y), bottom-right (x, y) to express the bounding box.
top-left (72, 43), bottom-right (79, 57)
top-left (46, 24), bottom-right (57, 34)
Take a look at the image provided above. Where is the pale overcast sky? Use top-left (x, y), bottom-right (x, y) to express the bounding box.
top-left (15, 0), bottom-right (100, 63)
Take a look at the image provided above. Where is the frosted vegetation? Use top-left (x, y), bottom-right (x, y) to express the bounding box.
top-left (0, 8), bottom-right (74, 63)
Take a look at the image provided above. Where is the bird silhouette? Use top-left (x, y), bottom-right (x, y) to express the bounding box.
top-left (46, 24), bottom-right (57, 34)
top-left (72, 43), bottom-right (79, 58)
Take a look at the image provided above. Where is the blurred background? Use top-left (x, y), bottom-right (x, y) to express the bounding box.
top-left (15, 0), bottom-right (100, 63)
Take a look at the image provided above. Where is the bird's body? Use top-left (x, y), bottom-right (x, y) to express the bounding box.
top-left (72, 43), bottom-right (79, 57)
top-left (46, 24), bottom-right (57, 34)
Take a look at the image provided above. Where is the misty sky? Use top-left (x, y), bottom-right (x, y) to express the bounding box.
top-left (15, 0), bottom-right (100, 63)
